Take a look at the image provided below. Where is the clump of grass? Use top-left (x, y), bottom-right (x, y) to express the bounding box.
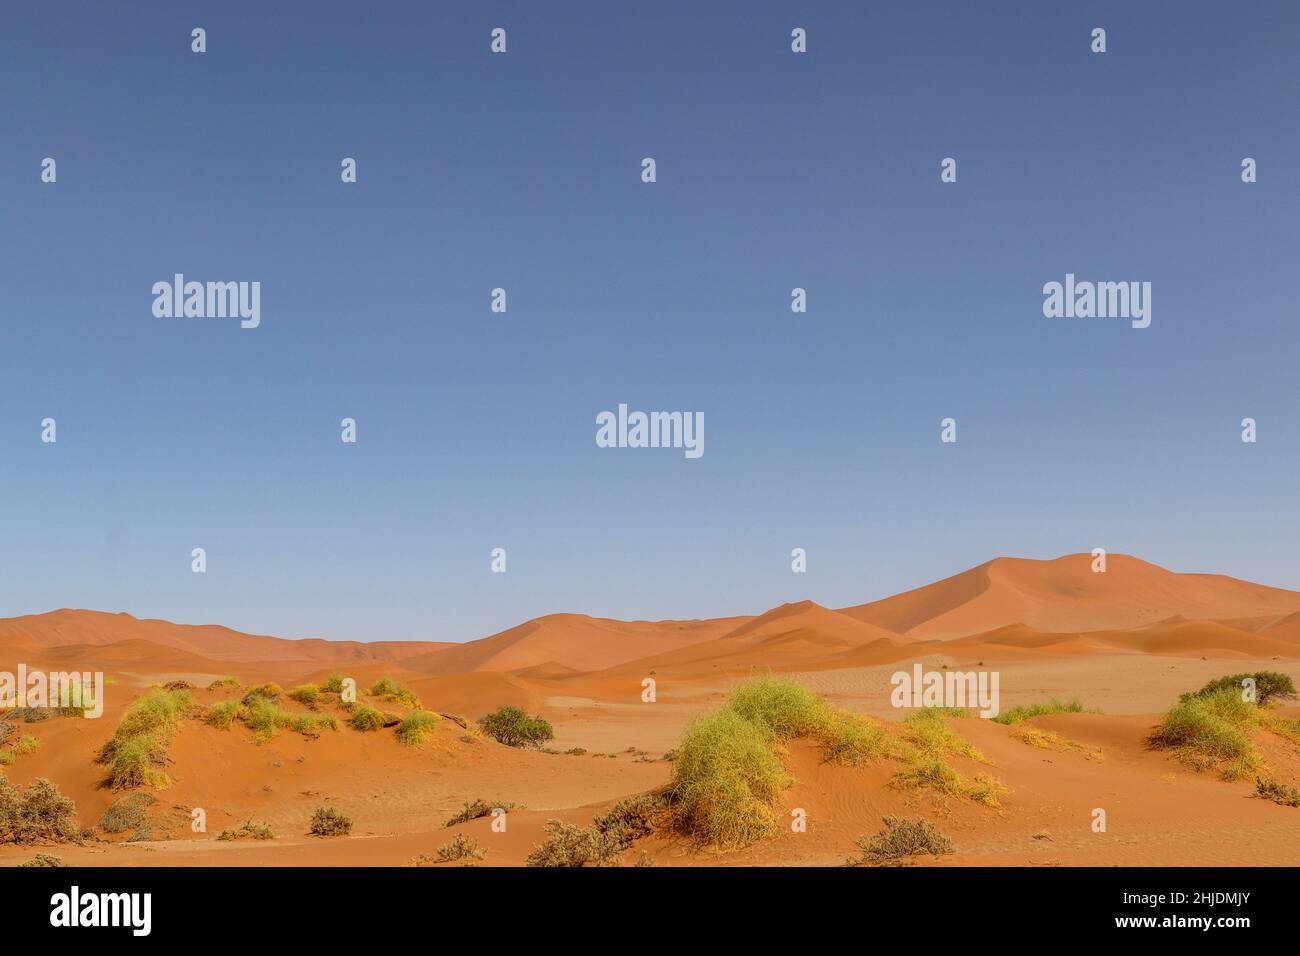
top-left (321, 674), bottom-right (347, 694)
top-left (218, 820), bottom-right (275, 841)
top-left (820, 711), bottom-right (893, 766)
top-left (566, 747), bottom-right (587, 756)
top-left (992, 698), bottom-right (1093, 725)
top-left (395, 710), bottom-right (441, 746)
top-left (96, 688), bottom-right (192, 790)
top-left (1265, 715), bottom-right (1300, 747)
top-left (104, 736), bottom-right (169, 789)
top-left (443, 798), bottom-right (521, 827)
top-left (1149, 687), bottom-right (1261, 780)
top-left (478, 706), bottom-right (555, 749)
top-left (207, 676), bottom-right (241, 690)
top-left (903, 709), bottom-right (989, 763)
top-left (309, 806), bottom-right (352, 836)
top-left (723, 675), bottom-right (830, 740)
top-left (243, 698), bottom-right (338, 742)
top-left (0, 777), bottom-right (80, 844)
top-left (205, 699), bottom-right (245, 730)
top-left (669, 708), bottom-right (788, 849)
top-left (845, 816), bottom-right (955, 866)
top-left (368, 676), bottom-right (422, 709)
top-left (1184, 672), bottom-right (1296, 708)
top-left (98, 793), bottom-right (155, 834)
top-left (289, 684), bottom-right (320, 707)
top-left (435, 833), bottom-right (486, 863)
top-left (1012, 727), bottom-right (1103, 759)
top-left (349, 705), bottom-right (388, 731)
top-left (0, 751), bottom-right (14, 766)
top-left (18, 853), bottom-right (63, 867)
top-left (240, 684), bottom-right (283, 707)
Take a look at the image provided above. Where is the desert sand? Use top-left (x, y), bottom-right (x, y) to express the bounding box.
top-left (4, 552), bottom-right (1300, 867)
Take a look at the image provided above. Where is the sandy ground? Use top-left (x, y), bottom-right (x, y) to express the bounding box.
top-left (4, 552), bottom-right (1300, 867)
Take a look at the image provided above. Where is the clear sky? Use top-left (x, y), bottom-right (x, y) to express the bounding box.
top-left (1, 1), bottom-right (1296, 643)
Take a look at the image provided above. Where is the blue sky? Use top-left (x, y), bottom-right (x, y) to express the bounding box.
top-left (1, 1), bottom-right (1296, 643)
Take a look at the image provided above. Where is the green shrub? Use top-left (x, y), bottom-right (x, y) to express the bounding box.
top-left (396, 710), bottom-right (441, 746)
top-left (820, 711), bottom-right (891, 766)
top-left (1184, 672), bottom-right (1297, 708)
top-left (846, 816), bottom-right (955, 866)
top-left (105, 735), bottom-right (169, 790)
top-left (0, 777), bottom-right (80, 844)
top-left (669, 709), bottom-right (788, 849)
top-left (242, 699), bottom-right (337, 741)
top-left (723, 675), bottom-right (829, 740)
top-left (1149, 688), bottom-right (1259, 780)
top-left (321, 674), bottom-right (347, 694)
top-left (289, 684), bottom-right (320, 707)
top-left (992, 698), bottom-right (1093, 725)
top-left (477, 706), bottom-right (555, 749)
top-left (368, 676), bottom-right (421, 709)
top-left (205, 699), bottom-right (245, 730)
top-left (349, 705), bottom-right (387, 731)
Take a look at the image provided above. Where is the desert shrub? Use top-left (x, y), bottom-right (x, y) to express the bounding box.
top-left (992, 698), bottom-right (1093, 725)
top-left (368, 676), bottom-right (422, 709)
top-left (97, 688), bottom-right (191, 789)
top-left (477, 706), bottom-right (554, 749)
top-left (820, 711), bottom-right (892, 766)
top-left (309, 806), bottom-right (353, 836)
top-left (723, 675), bottom-right (829, 740)
top-left (349, 705), bottom-right (387, 731)
top-left (205, 699), bottom-right (245, 730)
top-left (289, 684), bottom-right (320, 707)
top-left (104, 689), bottom-right (190, 754)
top-left (669, 709), bottom-right (788, 849)
top-left (903, 709), bottom-right (988, 762)
top-left (436, 833), bottom-right (486, 863)
top-left (18, 853), bottom-right (63, 867)
top-left (846, 816), bottom-right (955, 866)
top-left (207, 676), bottom-right (241, 690)
top-left (1185, 672), bottom-right (1296, 708)
top-left (0, 777), bottom-right (80, 844)
top-left (241, 683), bottom-right (282, 705)
top-left (396, 710), bottom-right (441, 746)
top-left (443, 798), bottom-right (520, 827)
top-left (1256, 777), bottom-right (1300, 807)
top-left (321, 674), bottom-right (347, 694)
top-left (592, 794), bottom-right (660, 850)
top-left (242, 699), bottom-right (337, 741)
top-left (105, 735), bottom-right (169, 790)
top-left (98, 792), bottom-right (155, 834)
top-left (525, 820), bottom-right (615, 867)
top-left (218, 820), bottom-right (275, 841)
top-left (1149, 688), bottom-right (1259, 780)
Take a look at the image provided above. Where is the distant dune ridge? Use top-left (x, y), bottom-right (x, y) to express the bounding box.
top-left (2, 553), bottom-right (1299, 677)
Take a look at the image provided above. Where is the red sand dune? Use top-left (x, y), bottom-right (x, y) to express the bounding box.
top-left (4, 552), bottom-right (1300, 868)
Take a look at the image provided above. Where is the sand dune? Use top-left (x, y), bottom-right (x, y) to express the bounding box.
top-left (838, 553), bottom-right (1300, 640)
top-left (5, 553), bottom-right (1300, 868)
